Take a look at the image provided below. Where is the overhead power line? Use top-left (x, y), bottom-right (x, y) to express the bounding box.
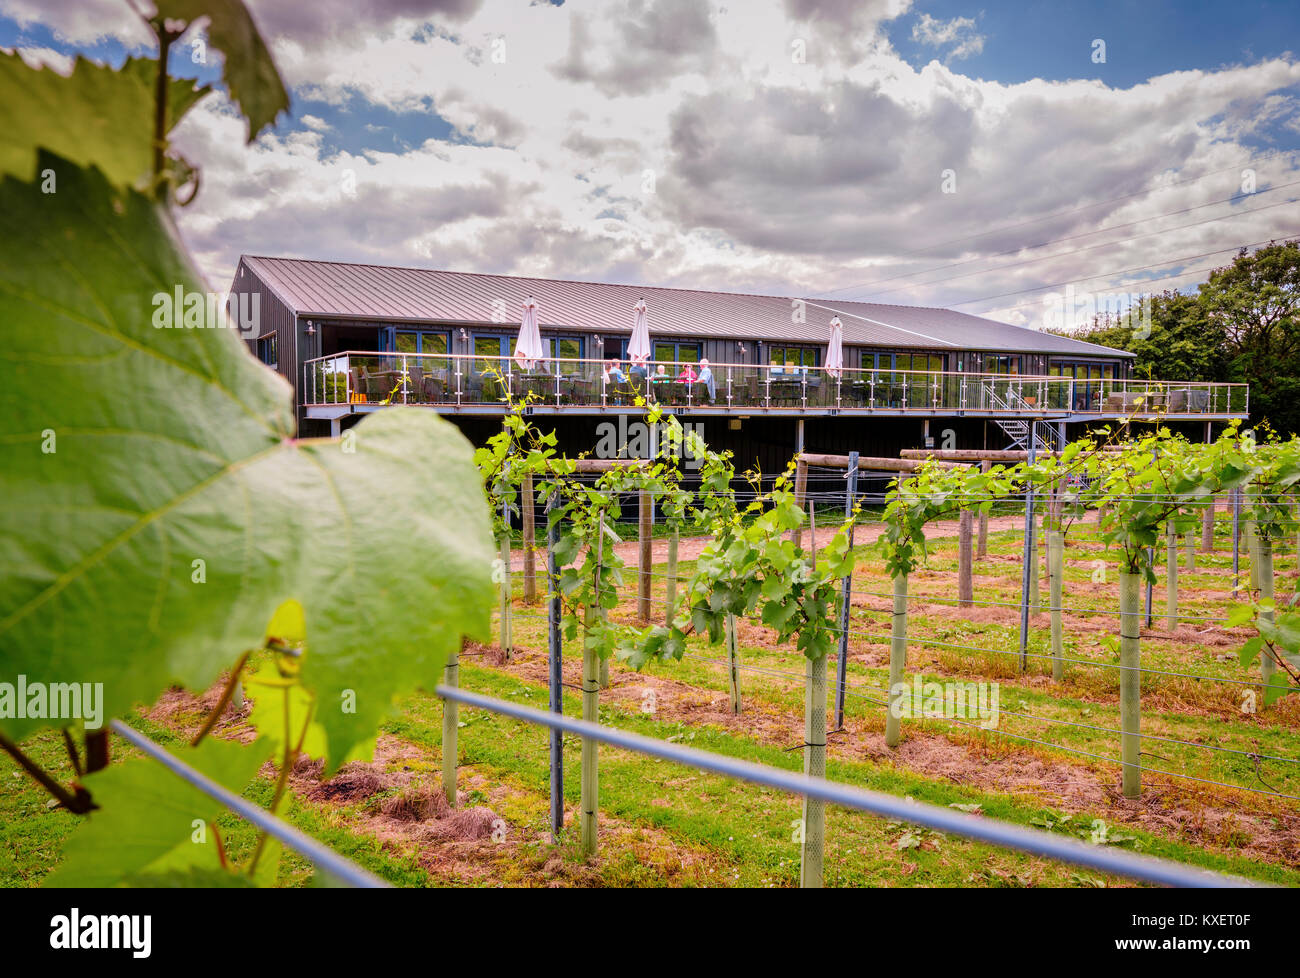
top-left (831, 178), bottom-right (1300, 300)
top-left (972, 260), bottom-right (1227, 320)
top-left (815, 148), bottom-right (1300, 298)
top-left (947, 232), bottom-right (1298, 307)
top-left (859, 192), bottom-right (1300, 301)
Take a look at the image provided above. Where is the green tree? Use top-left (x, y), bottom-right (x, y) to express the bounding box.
top-left (1199, 241), bottom-right (1300, 434)
top-left (1066, 291), bottom-right (1230, 383)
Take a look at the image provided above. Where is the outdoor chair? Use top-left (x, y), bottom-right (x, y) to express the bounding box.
top-left (406, 365), bottom-right (424, 402)
top-left (421, 374), bottom-right (446, 402)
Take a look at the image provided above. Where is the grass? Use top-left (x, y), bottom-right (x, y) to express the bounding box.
top-left (2, 513), bottom-right (1296, 887)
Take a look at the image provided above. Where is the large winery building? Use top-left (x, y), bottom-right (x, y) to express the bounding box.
top-left (233, 255), bottom-right (1247, 472)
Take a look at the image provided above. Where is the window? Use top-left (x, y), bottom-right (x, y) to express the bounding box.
top-left (394, 330), bottom-right (449, 372)
top-left (1051, 360), bottom-right (1118, 379)
top-left (894, 353), bottom-right (944, 374)
top-left (767, 345), bottom-right (818, 373)
top-left (545, 336), bottom-right (585, 374)
top-left (257, 332), bottom-right (277, 370)
top-left (473, 334), bottom-right (509, 374)
top-left (395, 330), bottom-right (448, 356)
top-left (981, 355), bottom-right (1021, 375)
top-left (1051, 361), bottom-right (1118, 409)
top-left (643, 340), bottom-right (700, 365)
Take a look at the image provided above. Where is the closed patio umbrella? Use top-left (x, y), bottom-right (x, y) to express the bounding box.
top-left (513, 295), bottom-right (544, 372)
top-left (826, 316), bottom-right (844, 377)
top-left (627, 297), bottom-right (651, 367)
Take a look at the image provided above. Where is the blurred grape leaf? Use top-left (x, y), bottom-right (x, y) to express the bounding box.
top-left (45, 735), bottom-right (272, 887)
top-left (0, 154), bottom-right (495, 765)
top-left (0, 53), bottom-right (208, 187)
top-left (154, 0), bottom-right (289, 140)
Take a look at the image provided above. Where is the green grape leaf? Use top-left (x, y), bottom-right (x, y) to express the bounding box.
top-left (154, 0), bottom-right (289, 140)
top-left (1263, 670), bottom-right (1297, 707)
top-left (0, 155), bottom-right (495, 765)
top-left (0, 53), bottom-right (209, 187)
top-left (45, 735), bottom-right (273, 888)
top-left (246, 661), bottom-right (328, 761)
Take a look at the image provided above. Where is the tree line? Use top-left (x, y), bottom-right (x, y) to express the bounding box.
top-left (1053, 240), bottom-right (1300, 434)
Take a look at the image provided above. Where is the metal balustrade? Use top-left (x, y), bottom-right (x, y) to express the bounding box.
top-left (301, 351), bottom-right (1250, 417)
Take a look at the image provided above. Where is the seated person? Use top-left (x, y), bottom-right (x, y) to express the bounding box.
top-left (678, 363), bottom-right (698, 383)
top-left (628, 360), bottom-right (648, 384)
top-left (697, 359), bottom-right (716, 400)
top-left (606, 359), bottom-right (628, 384)
top-left (652, 364), bottom-right (670, 383)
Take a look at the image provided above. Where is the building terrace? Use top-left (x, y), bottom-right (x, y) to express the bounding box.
top-left (234, 255), bottom-right (1248, 453)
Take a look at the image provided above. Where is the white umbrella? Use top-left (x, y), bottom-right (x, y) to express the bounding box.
top-left (627, 297), bottom-right (651, 366)
top-left (513, 295), bottom-right (544, 372)
top-left (826, 316), bottom-right (844, 377)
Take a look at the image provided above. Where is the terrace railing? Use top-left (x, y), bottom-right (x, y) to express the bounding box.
top-left (302, 351), bottom-right (1250, 416)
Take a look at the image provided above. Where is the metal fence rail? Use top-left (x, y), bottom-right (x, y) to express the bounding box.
top-left (108, 678), bottom-right (1258, 888)
top-left (109, 720), bottom-right (390, 889)
top-left (434, 685), bottom-right (1253, 888)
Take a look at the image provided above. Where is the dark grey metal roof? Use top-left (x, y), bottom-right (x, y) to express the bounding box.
top-left (237, 255), bottom-right (1134, 358)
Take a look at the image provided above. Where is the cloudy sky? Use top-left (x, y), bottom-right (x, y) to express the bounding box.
top-left (5, 0), bottom-right (1300, 329)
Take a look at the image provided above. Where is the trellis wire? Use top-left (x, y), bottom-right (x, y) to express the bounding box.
top-left (435, 684), bottom-right (1253, 887)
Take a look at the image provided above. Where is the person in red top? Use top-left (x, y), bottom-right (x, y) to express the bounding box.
top-left (678, 363), bottom-right (698, 383)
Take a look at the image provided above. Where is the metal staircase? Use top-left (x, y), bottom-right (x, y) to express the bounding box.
top-left (983, 382), bottom-right (1061, 454)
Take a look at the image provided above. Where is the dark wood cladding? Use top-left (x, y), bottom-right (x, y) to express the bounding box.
top-left (235, 258), bottom-right (298, 391)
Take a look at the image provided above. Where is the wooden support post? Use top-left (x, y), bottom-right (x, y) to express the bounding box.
top-left (1120, 571), bottom-right (1142, 799)
top-left (522, 472), bottom-right (537, 604)
top-left (580, 610), bottom-right (599, 856)
top-left (725, 613), bottom-right (742, 714)
top-left (1028, 508), bottom-right (1041, 614)
top-left (596, 510), bottom-right (610, 691)
top-left (1145, 547), bottom-right (1154, 628)
top-left (834, 453), bottom-right (858, 730)
top-left (800, 652), bottom-right (827, 889)
top-left (1247, 515), bottom-right (1260, 591)
top-left (1294, 502), bottom-right (1300, 591)
top-left (1201, 496), bottom-right (1215, 553)
top-left (498, 530), bottom-right (513, 659)
top-left (885, 572), bottom-right (908, 748)
top-left (441, 641), bottom-right (459, 806)
top-left (977, 460), bottom-right (990, 558)
top-left (664, 527), bottom-right (679, 625)
top-left (546, 503), bottom-right (563, 842)
top-left (637, 489), bottom-right (652, 621)
top-left (1166, 521), bottom-right (1178, 631)
top-left (1048, 530), bottom-right (1065, 681)
top-left (1184, 530), bottom-right (1195, 572)
top-left (1232, 487), bottom-right (1242, 591)
top-left (958, 509), bottom-right (973, 607)
top-left (1260, 535), bottom-right (1276, 700)
top-left (1018, 453), bottom-right (1036, 671)
top-left (792, 454), bottom-right (809, 551)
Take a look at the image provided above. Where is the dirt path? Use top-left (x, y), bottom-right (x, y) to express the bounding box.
top-left (510, 513), bottom-right (1030, 571)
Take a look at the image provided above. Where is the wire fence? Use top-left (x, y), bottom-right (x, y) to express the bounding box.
top-left (488, 474), bottom-right (1300, 812)
top-left (89, 468), bottom-right (1292, 887)
top-left (89, 677), bottom-right (1260, 890)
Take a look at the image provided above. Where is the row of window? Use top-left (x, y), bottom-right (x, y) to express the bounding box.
top-left (367, 329), bottom-right (1119, 378)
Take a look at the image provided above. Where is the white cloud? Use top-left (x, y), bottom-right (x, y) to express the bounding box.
top-left (911, 13), bottom-right (984, 61)
top-left (12, 45), bottom-right (74, 73)
top-left (9, 0), bottom-right (1299, 329)
top-left (0, 0), bottom-right (152, 47)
